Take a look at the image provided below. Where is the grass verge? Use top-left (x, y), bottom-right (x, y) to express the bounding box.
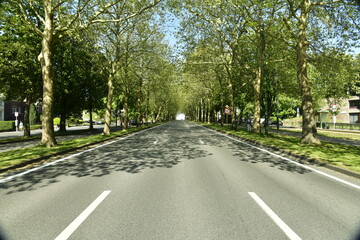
top-left (278, 128), bottom-right (360, 141)
top-left (0, 124), bottom-right (159, 171)
top-left (201, 123), bottom-right (360, 174)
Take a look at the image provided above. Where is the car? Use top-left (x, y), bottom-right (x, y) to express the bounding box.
top-left (269, 120), bottom-right (283, 126)
top-left (130, 119), bottom-right (137, 126)
top-left (95, 120), bottom-right (104, 125)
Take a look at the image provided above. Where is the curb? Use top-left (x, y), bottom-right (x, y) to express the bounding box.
top-left (206, 127), bottom-right (360, 180)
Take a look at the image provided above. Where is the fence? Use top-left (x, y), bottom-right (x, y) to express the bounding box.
top-left (317, 122), bottom-right (360, 131)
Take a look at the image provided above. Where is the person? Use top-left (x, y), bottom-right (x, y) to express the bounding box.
top-left (246, 115), bottom-right (252, 132)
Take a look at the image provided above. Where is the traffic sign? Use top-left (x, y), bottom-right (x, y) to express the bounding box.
top-left (224, 108), bottom-right (231, 115)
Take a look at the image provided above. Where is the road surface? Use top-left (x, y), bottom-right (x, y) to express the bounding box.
top-left (0, 121), bottom-right (359, 239)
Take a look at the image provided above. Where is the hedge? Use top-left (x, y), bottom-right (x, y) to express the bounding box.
top-left (0, 121), bottom-right (15, 131)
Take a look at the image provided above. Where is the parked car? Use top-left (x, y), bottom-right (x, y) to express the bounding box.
top-left (95, 120), bottom-right (104, 125)
top-left (269, 120), bottom-right (283, 126)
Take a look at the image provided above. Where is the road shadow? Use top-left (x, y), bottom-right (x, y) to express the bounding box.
top-left (0, 121), bottom-right (313, 194)
top-left (188, 125), bottom-right (312, 175)
top-left (0, 123), bottom-right (211, 194)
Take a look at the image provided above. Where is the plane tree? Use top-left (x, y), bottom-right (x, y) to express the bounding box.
top-left (0, 3), bottom-right (42, 137)
top-left (5, 0), bottom-right (162, 146)
top-left (281, 0), bottom-right (359, 143)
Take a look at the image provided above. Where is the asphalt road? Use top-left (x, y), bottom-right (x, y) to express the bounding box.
top-left (0, 121), bottom-right (360, 240)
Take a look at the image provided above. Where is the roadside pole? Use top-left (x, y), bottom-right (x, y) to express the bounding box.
top-left (15, 112), bottom-right (18, 132)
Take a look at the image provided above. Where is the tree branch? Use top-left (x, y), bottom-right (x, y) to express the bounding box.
top-left (18, 3), bottom-right (42, 35)
top-left (311, 0), bottom-right (342, 6)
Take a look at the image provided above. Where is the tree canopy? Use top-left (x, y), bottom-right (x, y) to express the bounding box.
top-left (1, 0), bottom-right (359, 146)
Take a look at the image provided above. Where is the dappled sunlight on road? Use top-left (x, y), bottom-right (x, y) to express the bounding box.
top-left (0, 121), bottom-right (313, 194)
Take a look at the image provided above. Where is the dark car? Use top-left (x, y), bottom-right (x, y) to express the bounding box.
top-left (130, 119), bottom-right (137, 126)
top-left (269, 120), bottom-right (283, 126)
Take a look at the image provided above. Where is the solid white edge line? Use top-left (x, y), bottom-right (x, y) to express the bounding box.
top-left (0, 125), bottom-right (162, 184)
top-left (202, 125), bottom-right (360, 191)
top-left (248, 192), bottom-right (302, 240)
top-left (54, 190), bottom-right (111, 240)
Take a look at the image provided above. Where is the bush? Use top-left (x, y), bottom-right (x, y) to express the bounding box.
top-left (30, 125), bottom-right (42, 130)
top-left (0, 121), bottom-right (15, 131)
top-left (283, 116), bottom-right (302, 127)
top-left (53, 118), bottom-right (60, 126)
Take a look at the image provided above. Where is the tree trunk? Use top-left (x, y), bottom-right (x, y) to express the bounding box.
top-left (39, 1), bottom-right (57, 147)
top-left (297, 0), bottom-right (320, 144)
top-left (253, 28), bottom-right (265, 134)
top-left (228, 79), bottom-right (236, 129)
top-left (124, 94), bottom-right (129, 129)
top-left (89, 109), bottom-right (94, 131)
top-left (145, 89), bottom-right (150, 124)
top-left (103, 65), bottom-right (115, 135)
top-left (253, 68), bottom-right (262, 133)
top-left (59, 111), bottom-right (66, 132)
top-left (137, 82), bottom-right (142, 127)
top-left (23, 98), bottom-right (31, 137)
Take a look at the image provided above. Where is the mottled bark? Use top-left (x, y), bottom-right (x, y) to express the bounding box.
top-left (103, 65), bottom-right (115, 135)
top-left (228, 80), bottom-right (236, 129)
top-left (39, 1), bottom-right (57, 147)
top-left (253, 28), bottom-right (265, 134)
top-left (297, 0), bottom-right (320, 144)
top-left (253, 68), bottom-right (261, 133)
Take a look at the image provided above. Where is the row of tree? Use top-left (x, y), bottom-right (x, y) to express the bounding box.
top-left (1, 0), bottom-right (359, 147)
top-left (0, 0), bottom-right (179, 147)
top-left (172, 0), bottom-right (360, 144)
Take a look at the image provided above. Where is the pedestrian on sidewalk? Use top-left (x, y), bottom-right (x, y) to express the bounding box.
top-left (247, 114), bottom-right (252, 132)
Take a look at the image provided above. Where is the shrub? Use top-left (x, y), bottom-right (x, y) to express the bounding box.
top-left (53, 118), bottom-right (60, 126)
top-left (283, 116), bottom-right (302, 127)
top-left (0, 121), bottom-right (15, 131)
top-left (30, 125), bottom-right (42, 130)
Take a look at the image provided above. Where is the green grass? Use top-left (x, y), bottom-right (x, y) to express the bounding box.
top-left (0, 124), bottom-right (159, 170)
top-left (0, 128), bottom-right (99, 144)
top-left (202, 123), bottom-right (360, 174)
top-left (278, 128), bottom-right (360, 141)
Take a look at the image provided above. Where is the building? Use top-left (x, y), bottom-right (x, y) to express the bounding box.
top-left (4, 101), bottom-right (26, 122)
top-left (318, 96), bottom-right (360, 123)
top-left (349, 96), bottom-right (360, 123)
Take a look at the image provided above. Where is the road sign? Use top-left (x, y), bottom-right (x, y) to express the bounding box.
top-left (224, 108), bottom-right (231, 115)
top-left (15, 112), bottom-right (19, 117)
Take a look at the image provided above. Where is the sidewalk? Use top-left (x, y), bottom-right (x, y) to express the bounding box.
top-left (0, 125), bottom-right (123, 153)
top-left (0, 124), bottom-right (109, 139)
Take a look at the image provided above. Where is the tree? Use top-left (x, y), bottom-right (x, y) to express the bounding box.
top-left (0, 3), bottom-right (42, 137)
top-left (6, 0), bottom-right (162, 146)
top-left (283, 0), bottom-right (359, 143)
